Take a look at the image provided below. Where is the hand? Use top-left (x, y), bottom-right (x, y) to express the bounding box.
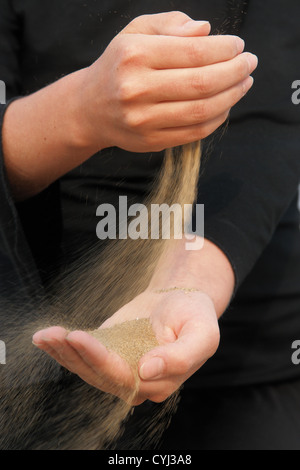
top-left (32, 289), bottom-right (220, 405)
top-left (3, 11), bottom-right (258, 201)
top-left (81, 11), bottom-right (258, 152)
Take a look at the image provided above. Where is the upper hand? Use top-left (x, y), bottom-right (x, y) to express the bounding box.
top-left (81, 11), bottom-right (258, 152)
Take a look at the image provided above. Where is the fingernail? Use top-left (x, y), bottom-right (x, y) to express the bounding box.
top-left (139, 357), bottom-right (165, 380)
top-left (243, 76), bottom-right (254, 95)
top-left (182, 20), bottom-right (210, 31)
top-left (247, 53), bottom-right (258, 72)
top-left (236, 37), bottom-right (245, 54)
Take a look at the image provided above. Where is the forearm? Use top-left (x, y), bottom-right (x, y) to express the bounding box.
top-left (2, 68), bottom-right (100, 201)
top-left (148, 237), bottom-right (235, 318)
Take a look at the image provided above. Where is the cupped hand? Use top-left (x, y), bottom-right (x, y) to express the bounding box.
top-left (81, 11), bottom-right (258, 152)
top-left (32, 289), bottom-right (220, 405)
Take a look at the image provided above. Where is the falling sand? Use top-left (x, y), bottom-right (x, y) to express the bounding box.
top-left (88, 319), bottom-right (183, 450)
top-left (0, 141), bottom-right (201, 450)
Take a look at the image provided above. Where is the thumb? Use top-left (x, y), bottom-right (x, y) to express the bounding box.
top-left (138, 334), bottom-right (211, 382)
top-left (138, 315), bottom-right (220, 381)
top-left (121, 11), bottom-right (211, 37)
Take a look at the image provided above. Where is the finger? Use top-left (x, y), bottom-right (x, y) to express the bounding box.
top-left (151, 112), bottom-right (229, 149)
top-left (139, 300), bottom-right (220, 383)
top-left (140, 34), bottom-right (245, 69)
top-left (65, 333), bottom-right (134, 395)
top-left (129, 112), bottom-right (229, 153)
top-left (151, 76), bottom-right (254, 130)
top-left (146, 52), bottom-right (257, 102)
top-left (32, 326), bottom-right (69, 356)
top-left (139, 323), bottom-right (217, 382)
top-left (33, 338), bottom-right (68, 367)
top-left (121, 11), bottom-right (211, 37)
top-left (66, 331), bottom-right (136, 390)
top-left (34, 328), bottom-right (138, 399)
top-left (32, 326), bottom-right (69, 345)
top-left (133, 377), bottom-right (186, 405)
top-left (33, 327), bottom-right (90, 374)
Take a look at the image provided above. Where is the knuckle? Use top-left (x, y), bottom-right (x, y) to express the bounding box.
top-left (118, 79), bottom-right (135, 102)
top-left (196, 124), bottom-right (216, 140)
top-left (189, 124), bottom-right (212, 141)
top-left (196, 111), bottom-right (229, 139)
top-left (191, 100), bottom-right (209, 122)
top-left (117, 77), bottom-right (148, 104)
top-left (186, 40), bottom-right (201, 63)
top-left (191, 72), bottom-right (212, 95)
top-left (167, 10), bottom-right (190, 22)
top-left (118, 38), bottom-right (143, 67)
top-left (123, 110), bottom-right (145, 129)
top-left (194, 127), bottom-right (207, 141)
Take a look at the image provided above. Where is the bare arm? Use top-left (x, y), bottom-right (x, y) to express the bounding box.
top-left (2, 69), bottom-right (97, 200)
top-left (2, 11), bottom-right (257, 200)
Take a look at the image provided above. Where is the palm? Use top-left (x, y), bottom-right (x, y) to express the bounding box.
top-left (33, 289), bottom-right (219, 404)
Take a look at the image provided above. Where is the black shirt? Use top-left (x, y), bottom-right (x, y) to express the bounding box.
top-left (0, 0), bottom-right (300, 388)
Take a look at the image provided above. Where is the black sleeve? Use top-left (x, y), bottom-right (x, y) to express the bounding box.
top-left (0, 0), bottom-right (22, 99)
top-left (194, 0), bottom-right (300, 292)
top-left (0, 1), bottom-right (37, 298)
top-left (0, 0), bottom-right (61, 296)
top-left (0, 102), bottom-right (43, 299)
top-left (197, 118), bottom-right (300, 291)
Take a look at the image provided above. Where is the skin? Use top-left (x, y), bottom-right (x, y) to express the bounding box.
top-left (2, 11), bottom-right (257, 200)
top-left (2, 11), bottom-right (257, 404)
top-left (33, 237), bottom-right (235, 405)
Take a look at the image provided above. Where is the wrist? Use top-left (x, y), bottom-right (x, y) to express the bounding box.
top-left (64, 67), bottom-right (106, 155)
top-left (148, 237), bottom-right (235, 318)
top-left (74, 62), bottom-right (116, 153)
